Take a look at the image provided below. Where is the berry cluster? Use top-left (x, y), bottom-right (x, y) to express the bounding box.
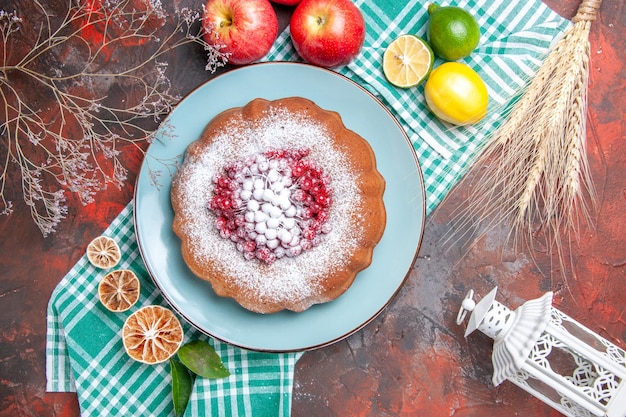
top-left (209, 148), bottom-right (333, 264)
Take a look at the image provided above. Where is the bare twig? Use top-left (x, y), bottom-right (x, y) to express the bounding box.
top-left (0, 0), bottom-right (228, 235)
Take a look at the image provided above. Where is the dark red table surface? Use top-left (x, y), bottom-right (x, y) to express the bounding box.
top-left (1, 0), bottom-right (624, 416)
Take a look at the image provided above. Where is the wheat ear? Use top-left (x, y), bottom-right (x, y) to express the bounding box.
top-left (441, 0), bottom-right (601, 277)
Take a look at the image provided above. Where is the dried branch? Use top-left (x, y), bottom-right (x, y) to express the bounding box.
top-left (0, 0), bottom-right (228, 236)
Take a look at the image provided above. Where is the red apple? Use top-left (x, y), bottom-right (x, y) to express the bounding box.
top-left (289, 0), bottom-right (366, 68)
top-left (270, 0), bottom-right (303, 5)
top-left (202, 0), bottom-right (278, 65)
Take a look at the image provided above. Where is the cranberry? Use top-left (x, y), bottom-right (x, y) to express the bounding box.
top-left (217, 175), bottom-right (231, 189)
top-left (208, 147), bottom-right (334, 264)
top-left (220, 198), bottom-right (232, 211)
top-left (309, 168), bottom-right (321, 179)
top-left (302, 228), bottom-right (316, 240)
top-left (301, 207), bottom-right (314, 219)
top-left (243, 240), bottom-right (256, 253)
top-left (316, 193), bottom-right (329, 206)
top-left (317, 209), bottom-right (329, 223)
top-left (292, 189), bottom-right (306, 202)
top-left (310, 185), bottom-right (322, 195)
top-left (301, 177), bottom-right (313, 191)
top-left (292, 164), bottom-right (305, 177)
top-left (311, 203), bottom-right (322, 214)
top-left (215, 217), bottom-right (227, 230)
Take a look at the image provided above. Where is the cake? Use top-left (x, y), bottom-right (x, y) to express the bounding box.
top-left (171, 97), bottom-right (386, 314)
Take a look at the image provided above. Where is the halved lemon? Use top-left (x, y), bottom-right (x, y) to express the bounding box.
top-left (122, 305), bottom-right (184, 364)
top-left (383, 34), bottom-right (434, 88)
top-left (86, 236), bottom-right (121, 269)
top-left (98, 269), bottom-right (140, 312)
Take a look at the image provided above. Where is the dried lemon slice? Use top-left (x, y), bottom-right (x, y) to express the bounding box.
top-left (98, 269), bottom-right (140, 312)
top-left (122, 305), bottom-right (184, 364)
top-left (86, 236), bottom-right (121, 269)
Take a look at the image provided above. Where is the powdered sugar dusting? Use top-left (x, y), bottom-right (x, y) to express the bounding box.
top-left (175, 107), bottom-right (364, 304)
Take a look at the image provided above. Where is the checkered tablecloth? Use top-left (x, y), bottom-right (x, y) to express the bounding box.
top-left (47, 0), bottom-right (570, 416)
top-left (47, 203), bottom-right (302, 416)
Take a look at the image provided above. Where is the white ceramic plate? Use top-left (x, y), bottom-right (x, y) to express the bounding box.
top-left (134, 62), bottom-right (425, 352)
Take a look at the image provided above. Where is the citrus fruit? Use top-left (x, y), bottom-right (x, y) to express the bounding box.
top-left (122, 305), bottom-right (184, 364)
top-left (86, 235), bottom-right (121, 269)
top-left (427, 3), bottom-right (480, 61)
top-left (98, 269), bottom-right (140, 312)
top-left (424, 62), bottom-right (488, 126)
top-left (383, 34), bottom-right (434, 88)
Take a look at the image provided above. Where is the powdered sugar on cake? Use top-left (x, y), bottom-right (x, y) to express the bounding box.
top-left (175, 107), bottom-right (363, 304)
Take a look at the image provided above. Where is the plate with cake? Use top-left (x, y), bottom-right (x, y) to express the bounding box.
top-left (134, 62), bottom-right (425, 352)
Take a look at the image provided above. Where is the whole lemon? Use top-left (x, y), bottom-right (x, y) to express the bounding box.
top-left (427, 3), bottom-right (480, 61)
top-left (424, 62), bottom-right (488, 126)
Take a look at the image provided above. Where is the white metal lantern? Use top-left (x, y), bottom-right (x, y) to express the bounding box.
top-left (456, 287), bottom-right (626, 417)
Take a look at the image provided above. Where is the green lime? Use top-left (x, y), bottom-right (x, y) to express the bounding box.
top-left (427, 3), bottom-right (480, 61)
